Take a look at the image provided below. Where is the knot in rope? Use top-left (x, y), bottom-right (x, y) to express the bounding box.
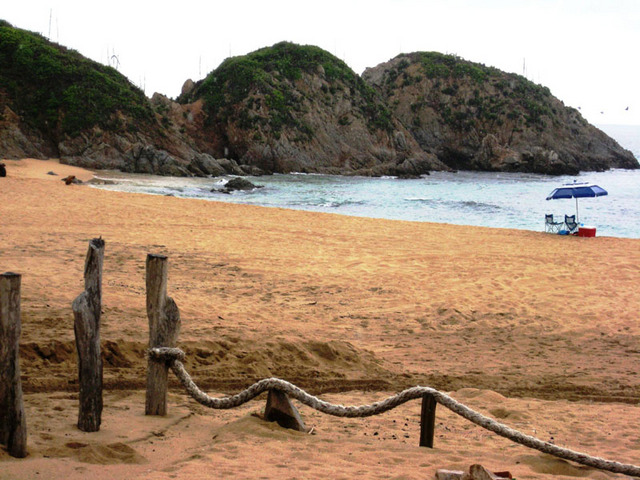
top-left (148, 346), bottom-right (186, 362)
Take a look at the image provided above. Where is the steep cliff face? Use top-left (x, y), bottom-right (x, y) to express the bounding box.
top-left (178, 42), bottom-right (447, 176)
top-left (363, 52), bottom-right (638, 174)
top-left (0, 21), bottom-right (240, 177)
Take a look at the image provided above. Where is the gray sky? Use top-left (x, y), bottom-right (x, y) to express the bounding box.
top-left (3, 0), bottom-right (639, 125)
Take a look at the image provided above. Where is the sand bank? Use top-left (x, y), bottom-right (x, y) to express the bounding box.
top-left (1, 158), bottom-right (639, 478)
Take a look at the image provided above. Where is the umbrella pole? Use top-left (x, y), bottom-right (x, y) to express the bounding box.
top-left (575, 197), bottom-right (580, 224)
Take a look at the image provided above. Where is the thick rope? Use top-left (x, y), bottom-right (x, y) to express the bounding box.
top-left (149, 347), bottom-right (640, 478)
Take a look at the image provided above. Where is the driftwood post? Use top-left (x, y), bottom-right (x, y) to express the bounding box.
top-left (145, 254), bottom-right (181, 416)
top-left (420, 392), bottom-right (437, 448)
top-left (0, 272), bottom-right (28, 458)
top-left (264, 389), bottom-right (306, 432)
top-left (72, 238), bottom-right (105, 432)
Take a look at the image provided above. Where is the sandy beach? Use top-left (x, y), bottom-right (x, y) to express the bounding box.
top-left (1, 158), bottom-right (639, 479)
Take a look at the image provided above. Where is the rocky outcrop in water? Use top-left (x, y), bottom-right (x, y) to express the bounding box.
top-left (213, 177), bottom-right (263, 194)
top-left (362, 52), bottom-right (638, 174)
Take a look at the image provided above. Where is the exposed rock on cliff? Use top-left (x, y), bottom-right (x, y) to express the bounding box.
top-left (178, 42), bottom-right (447, 176)
top-left (363, 52), bottom-right (638, 174)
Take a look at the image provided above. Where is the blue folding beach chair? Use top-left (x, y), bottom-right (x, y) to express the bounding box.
top-left (564, 214), bottom-right (579, 234)
top-left (544, 214), bottom-right (563, 233)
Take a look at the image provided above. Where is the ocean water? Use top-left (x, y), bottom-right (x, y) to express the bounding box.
top-left (598, 124), bottom-right (640, 160)
top-left (91, 124), bottom-right (640, 239)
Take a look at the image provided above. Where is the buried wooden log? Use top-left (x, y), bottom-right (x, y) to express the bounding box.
top-left (145, 254), bottom-right (181, 416)
top-left (264, 389), bottom-right (306, 432)
top-left (72, 238), bottom-right (105, 432)
top-left (0, 272), bottom-right (28, 458)
top-left (420, 392), bottom-right (437, 448)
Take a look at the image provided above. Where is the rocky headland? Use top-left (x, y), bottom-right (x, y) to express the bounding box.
top-left (1, 20), bottom-right (637, 176)
top-left (363, 52), bottom-right (638, 174)
top-left (176, 42), bottom-right (446, 177)
top-left (0, 20), bottom-right (242, 177)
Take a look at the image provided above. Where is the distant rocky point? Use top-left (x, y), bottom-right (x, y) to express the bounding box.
top-left (0, 20), bottom-right (637, 177)
top-left (363, 52), bottom-right (638, 175)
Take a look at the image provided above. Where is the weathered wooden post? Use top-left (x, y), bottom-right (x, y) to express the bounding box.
top-left (0, 272), bottom-right (28, 458)
top-left (72, 238), bottom-right (105, 432)
top-left (264, 389), bottom-right (306, 432)
top-left (145, 254), bottom-right (181, 416)
top-left (419, 392), bottom-right (437, 448)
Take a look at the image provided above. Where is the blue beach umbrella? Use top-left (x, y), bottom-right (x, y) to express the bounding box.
top-left (546, 181), bottom-right (608, 223)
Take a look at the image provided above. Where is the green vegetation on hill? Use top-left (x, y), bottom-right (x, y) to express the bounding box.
top-left (384, 52), bottom-right (556, 132)
top-left (361, 51), bottom-right (640, 174)
top-left (4, 22), bottom-right (630, 175)
top-left (0, 21), bottom-right (155, 139)
top-left (180, 41), bottom-right (393, 138)
top-left (418, 52), bottom-right (496, 83)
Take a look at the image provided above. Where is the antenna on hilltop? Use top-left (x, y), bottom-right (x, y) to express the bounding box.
top-left (48, 9), bottom-right (52, 39)
top-left (108, 48), bottom-right (120, 70)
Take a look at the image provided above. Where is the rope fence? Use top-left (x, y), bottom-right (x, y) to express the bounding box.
top-left (150, 346), bottom-right (640, 478)
top-left (3, 247), bottom-right (639, 478)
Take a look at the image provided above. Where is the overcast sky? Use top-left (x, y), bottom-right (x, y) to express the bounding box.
top-left (3, 0), bottom-right (639, 125)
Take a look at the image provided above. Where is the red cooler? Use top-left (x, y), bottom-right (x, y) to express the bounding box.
top-left (578, 226), bottom-right (596, 237)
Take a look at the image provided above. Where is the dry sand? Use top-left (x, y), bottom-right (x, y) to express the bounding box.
top-left (0, 158), bottom-right (639, 479)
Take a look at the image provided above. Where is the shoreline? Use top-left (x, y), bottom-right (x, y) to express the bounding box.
top-left (27, 158), bottom-right (640, 240)
top-left (1, 158), bottom-right (639, 478)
